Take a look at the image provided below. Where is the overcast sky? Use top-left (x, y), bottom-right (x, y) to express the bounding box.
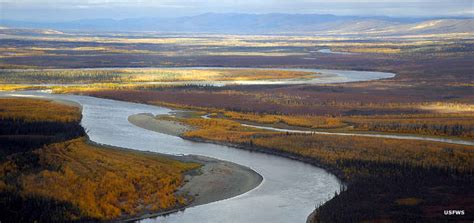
top-left (1, 0), bottom-right (473, 21)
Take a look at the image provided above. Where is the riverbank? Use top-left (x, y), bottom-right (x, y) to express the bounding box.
top-left (93, 141), bottom-right (263, 222)
top-left (128, 113), bottom-right (195, 136)
top-left (127, 114), bottom-right (264, 218)
top-left (128, 112), bottom-right (346, 218)
top-left (177, 155), bottom-right (263, 207)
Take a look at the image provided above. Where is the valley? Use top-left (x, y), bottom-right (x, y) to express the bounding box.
top-left (0, 10), bottom-right (473, 222)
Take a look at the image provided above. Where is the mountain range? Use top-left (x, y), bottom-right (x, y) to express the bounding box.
top-left (1, 13), bottom-right (472, 35)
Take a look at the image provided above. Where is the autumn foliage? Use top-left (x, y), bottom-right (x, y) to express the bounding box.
top-left (0, 98), bottom-right (81, 123)
top-left (180, 117), bottom-right (473, 173)
top-left (0, 98), bottom-right (199, 221)
top-left (0, 68), bottom-right (313, 84)
top-left (16, 138), bottom-right (199, 220)
top-left (172, 115), bottom-right (473, 222)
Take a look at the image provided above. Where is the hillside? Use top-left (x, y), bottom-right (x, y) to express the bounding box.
top-left (1, 13), bottom-right (472, 35)
top-left (0, 98), bottom-right (199, 221)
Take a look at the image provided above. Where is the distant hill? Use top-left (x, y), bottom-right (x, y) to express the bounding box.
top-left (0, 13), bottom-right (472, 35)
top-left (0, 27), bottom-right (64, 36)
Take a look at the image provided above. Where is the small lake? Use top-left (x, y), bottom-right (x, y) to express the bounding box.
top-left (317, 48), bottom-right (354, 55)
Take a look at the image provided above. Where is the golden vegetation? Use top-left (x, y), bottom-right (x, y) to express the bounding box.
top-left (344, 113), bottom-right (474, 138)
top-left (223, 110), bottom-right (474, 138)
top-left (6, 33), bottom-right (470, 51)
top-left (419, 102), bottom-right (474, 113)
top-left (0, 68), bottom-right (314, 84)
top-left (395, 197), bottom-right (423, 206)
top-left (175, 116), bottom-right (472, 220)
top-left (181, 117), bottom-right (269, 142)
top-left (0, 47), bottom-right (51, 58)
top-left (16, 138), bottom-right (199, 220)
top-left (334, 47), bottom-right (401, 54)
top-left (52, 83), bottom-right (151, 93)
top-left (0, 84), bottom-right (47, 91)
top-left (0, 98), bottom-right (81, 122)
top-left (182, 117), bottom-right (473, 220)
top-left (249, 134), bottom-right (473, 173)
top-left (149, 98), bottom-right (473, 139)
top-left (177, 116), bottom-right (474, 173)
top-left (222, 111), bottom-right (344, 129)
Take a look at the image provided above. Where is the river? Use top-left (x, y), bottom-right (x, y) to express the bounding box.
top-left (0, 68), bottom-right (398, 222)
top-left (3, 91), bottom-right (341, 223)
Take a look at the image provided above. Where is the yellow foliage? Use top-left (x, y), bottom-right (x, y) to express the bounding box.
top-left (344, 113), bottom-right (474, 138)
top-left (19, 138), bottom-right (200, 220)
top-left (0, 84), bottom-right (47, 91)
top-left (178, 116), bottom-right (474, 173)
top-left (182, 118), bottom-right (268, 142)
top-left (2, 68), bottom-right (314, 85)
top-left (343, 47), bottom-right (401, 54)
top-left (223, 111), bottom-right (344, 129)
top-left (395, 197), bottom-right (423, 206)
top-left (0, 98), bottom-right (81, 122)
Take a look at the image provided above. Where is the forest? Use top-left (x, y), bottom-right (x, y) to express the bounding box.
top-left (0, 98), bottom-right (83, 158)
top-left (0, 98), bottom-right (199, 222)
top-left (164, 115), bottom-right (473, 222)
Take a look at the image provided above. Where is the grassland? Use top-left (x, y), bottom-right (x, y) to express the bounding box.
top-left (0, 98), bottom-right (199, 222)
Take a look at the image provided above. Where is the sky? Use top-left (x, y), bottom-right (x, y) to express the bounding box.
top-left (1, 0), bottom-right (473, 22)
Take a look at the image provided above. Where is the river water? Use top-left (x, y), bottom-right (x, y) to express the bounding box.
top-left (3, 91), bottom-right (340, 223)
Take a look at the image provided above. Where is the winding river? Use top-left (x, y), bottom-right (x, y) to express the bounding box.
top-left (4, 91), bottom-right (341, 223)
top-left (1, 68), bottom-right (401, 222)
